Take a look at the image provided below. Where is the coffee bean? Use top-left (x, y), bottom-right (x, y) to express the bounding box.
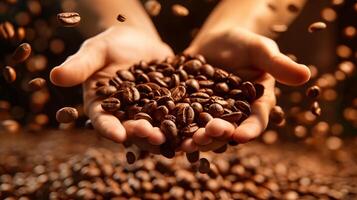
top-left (0, 21), bottom-right (15, 40)
top-left (198, 112), bottom-right (213, 127)
top-left (199, 88), bottom-right (214, 96)
top-left (198, 80), bottom-right (215, 88)
top-left (254, 83), bottom-right (265, 100)
top-left (191, 102), bottom-right (203, 115)
top-left (165, 100), bottom-right (176, 112)
top-left (116, 14), bottom-right (126, 22)
top-left (176, 105), bottom-right (195, 126)
top-left (200, 64), bottom-right (215, 78)
top-left (311, 101), bottom-right (321, 116)
top-left (181, 123), bottom-right (199, 137)
top-left (160, 120), bottom-right (178, 140)
top-left (221, 112), bottom-right (243, 123)
top-left (84, 119), bottom-right (93, 129)
top-left (101, 98), bottom-right (121, 112)
top-left (228, 74), bottom-right (242, 88)
top-left (96, 86), bottom-right (117, 97)
top-left (126, 145), bottom-right (140, 164)
top-left (145, 0), bottom-right (162, 16)
top-left (121, 87), bottom-right (140, 104)
top-left (163, 114), bottom-right (176, 122)
top-left (186, 79), bottom-right (200, 92)
top-left (199, 158), bottom-right (210, 174)
top-left (56, 107), bottom-right (78, 123)
top-left (183, 59), bottom-right (202, 74)
top-left (269, 106), bottom-right (285, 125)
top-left (229, 89), bottom-right (245, 100)
top-left (109, 77), bottom-right (123, 88)
top-left (57, 12), bottom-right (81, 27)
top-left (142, 100), bottom-right (157, 114)
top-left (186, 151), bottom-right (200, 163)
top-left (190, 92), bottom-right (210, 103)
top-left (136, 73), bottom-right (150, 83)
top-left (172, 4), bottom-right (189, 17)
top-left (235, 101), bottom-right (251, 116)
top-left (126, 105), bottom-right (142, 119)
top-left (214, 82), bottom-right (229, 94)
top-left (306, 86), bottom-right (321, 99)
top-left (171, 86), bottom-right (186, 102)
top-left (116, 70), bottom-right (135, 82)
top-left (241, 82), bottom-right (256, 102)
top-left (308, 22), bottom-right (327, 33)
top-left (2, 66), bottom-right (16, 83)
top-left (153, 105), bottom-right (169, 122)
top-left (12, 43), bottom-right (31, 63)
top-left (214, 69), bottom-right (229, 81)
top-left (134, 112), bottom-right (153, 123)
top-left (160, 142), bottom-right (175, 158)
top-left (28, 78), bottom-right (46, 91)
top-left (208, 103), bottom-right (224, 118)
top-left (213, 144), bottom-right (228, 154)
top-left (148, 71), bottom-right (164, 80)
top-left (177, 69), bottom-right (188, 81)
top-left (136, 83), bottom-right (152, 94)
top-left (157, 96), bottom-right (173, 106)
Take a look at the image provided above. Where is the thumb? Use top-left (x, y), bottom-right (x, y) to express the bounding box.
top-left (50, 38), bottom-right (106, 87)
top-left (250, 37), bottom-right (310, 86)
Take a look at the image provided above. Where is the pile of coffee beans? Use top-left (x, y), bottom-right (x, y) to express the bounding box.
top-left (96, 54), bottom-right (264, 160)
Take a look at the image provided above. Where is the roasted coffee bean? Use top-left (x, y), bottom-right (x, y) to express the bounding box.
top-left (311, 101), bottom-right (321, 116)
top-left (126, 146), bottom-right (140, 164)
top-left (116, 14), bottom-right (126, 22)
top-left (229, 89), bottom-right (245, 100)
top-left (126, 105), bottom-right (142, 119)
top-left (170, 74), bottom-right (180, 87)
top-left (109, 77), bottom-right (123, 88)
top-left (160, 120), bottom-right (178, 140)
top-left (308, 22), bottom-right (327, 33)
top-left (95, 80), bottom-right (107, 87)
top-left (235, 101), bottom-right (251, 116)
top-left (2, 66), bottom-right (16, 83)
top-left (57, 12), bottom-right (81, 27)
top-left (160, 142), bottom-right (175, 158)
top-left (159, 87), bottom-right (171, 97)
top-left (306, 86), bottom-right (321, 99)
top-left (214, 82), bottom-right (230, 94)
top-left (208, 103), bottom-right (224, 118)
top-left (28, 78), bottom-right (46, 91)
top-left (221, 112), bottom-right (243, 123)
top-left (228, 74), bottom-right (242, 88)
top-left (165, 100), bottom-right (176, 111)
top-left (254, 83), bottom-right (265, 100)
top-left (198, 80), bottom-right (215, 88)
top-left (148, 71), bottom-right (164, 80)
top-left (152, 77), bottom-right (168, 87)
top-left (177, 69), bottom-right (188, 81)
top-left (157, 96), bottom-right (173, 106)
top-left (116, 70), bottom-right (135, 82)
top-left (134, 112), bottom-right (153, 123)
top-left (136, 83), bottom-right (152, 94)
top-left (101, 98), bottom-right (121, 112)
top-left (163, 114), bottom-right (176, 122)
top-left (191, 102), bottom-right (203, 115)
top-left (0, 21), bottom-right (15, 40)
top-left (199, 158), bottom-right (210, 174)
top-left (145, 0), bottom-right (162, 16)
top-left (241, 82), bottom-right (256, 102)
top-left (12, 43), bottom-right (31, 63)
top-left (213, 144), bottom-right (228, 154)
top-left (56, 107), bottom-right (78, 123)
top-left (186, 79), bottom-right (200, 92)
top-left (186, 151), bottom-right (200, 163)
top-left (153, 105), bottom-right (169, 122)
top-left (96, 86), bottom-right (117, 97)
top-left (142, 100), bottom-right (157, 114)
top-left (214, 69), bottom-right (229, 81)
top-left (199, 88), bottom-right (214, 96)
top-left (84, 119), bottom-right (93, 129)
top-left (172, 4), bottom-right (189, 17)
top-left (198, 112), bottom-right (213, 127)
top-left (145, 82), bottom-right (161, 90)
top-left (181, 123), bottom-right (199, 137)
top-left (200, 64), bottom-right (215, 79)
top-left (190, 92), bottom-right (210, 103)
top-left (114, 110), bottom-right (126, 121)
top-left (183, 59), bottom-right (202, 74)
top-left (121, 87), bottom-right (140, 104)
top-left (176, 105), bottom-right (195, 126)
top-left (195, 75), bottom-right (207, 81)
top-left (269, 106), bottom-right (285, 125)
top-left (171, 86), bottom-right (186, 102)
top-left (136, 73), bottom-right (150, 83)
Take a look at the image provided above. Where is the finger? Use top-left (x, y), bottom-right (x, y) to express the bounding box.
top-left (198, 141), bottom-right (226, 152)
top-left (50, 37), bottom-right (106, 87)
top-left (123, 120), bottom-right (165, 145)
top-left (205, 118), bottom-right (235, 140)
top-left (150, 127), bottom-right (166, 145)
top-left (232, 75), bottom-right (276, 143)
top-left (180, 138), bottom-right (199, 153)
top-left (251, 36), bottom-right (310, 86)
top-left (192, 128), bottom-right (212, 145)
top-left (89, 103), bottom-right (126, 143)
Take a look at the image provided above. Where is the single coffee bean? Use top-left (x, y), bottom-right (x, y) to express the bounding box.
top-left (214, 69), bottom-right (229, 81)
top-left (116, 70), bottom-right (135, 82)
top-left (254, 83), bottom-right (265, 100)
top-left (269, 106), bottom-right (285, 125)
top-left (241, 81), bottom-right (256, 102)
top-left (190, 92), bottom-right (210, 103)
top-left (177, 69), bottom-right (188, 81)
top-left (136, 83), bottom-right (152, 94)
top-left (163, 114), bottom-right (176, 122)
top-left (176, 105), bottom-right (195, 126)
top-left (191, 102), bottom-right (203, 115)
top-left (171, 86), bottom-right (186, 102)
top-left (198, 158), bottom-right (210, 174)
top-left (12, 43), bottom-right (31, 63)
top-left (157, 96), bottom-right (173, 106)
top-left (145, 82), bottom-right (161, 90)
top-left (210, 96), bottom-right (229, 108)
top-left (311, 101), bottom-right (321, 116)
top-left (57, 12), bottom-right (81, 27)
top-left (199, 88), bottom-right (214, 96)
top-left (16, 26), bottom-right (26, 41)
top-left (160, 142), bottom-right (176, 159)
top-left (186, 151), bottom-right (200, 163)
top-left (198, 112), bottom-right (213, 127)
top-left (195, 75), bottom-right (207, 81)
top-left (153, 105), bottom-right (169, 122)
top-left (147, 71), bottom-right (164, 80)
top-left (221, 112), bottom-right (243, 123)
top-left (170, 74), bottom-right (180, 87)
top-left (95, 80), bottom-right (107, 87)
top-left (96, 86), bottom-right (117, 97)
top-left (214, 82), bottom-right (230, 94)
top-left (200, 64), bottom-right (215, 78)
top-left (152, 77), bottom-right (168, 87)
top-left (0, 21), bottom-right (15, 40)
top-left (134, 112), bottom-right (153, 123)
top-left (306, 86), bottom-right (321, 99)
top-left (2, 66), bottom-right (16, 83)
top-left (186, 79), bottom-right (200, 92)
top-left (181, 123), bottom-right (199, 137)
top-left (183, 59), bottom-right (202, 75)
top-left (198, 80), bottom-right (215, 88)
top-left (109, 76), bottom-right (123, 88)
top-left (165, 100), bottom-right (176, 112)
top-left (28, 78), bottom-right (46, 91)
top-left (235, 101), bottom-right (251, 116)
top-left (208, 103), bottom-right (224, 118)
top-left (142, 100), bottom-right (157, 114)
top-left (121, 87), bottom-right (140, 104)
top-left (136, 73), bottom-right (150, 83)
top-left (159, 87), bottom-right (171, 97)
top-left (308, 22), bottom-right (327, 33)
top-left (160, 120), bottom-right (178, 140)
top-left (126, 105), bottom-right (142, 119)
top-left (229, 89), bottom-right (245, 100)
top-left (172, 4), bottom-right (189, 17)
top-left (213, 144), bottom-right (228, 154)
top-left (227, 74), bottom-right (242, 88)
top-left (56, 107), bottom-right (78, 123)
top-left (126, 145), bottom-right (140, 164)
top-left (101, 98), bottom-right (121, 112)
top-left (117, 14), bottom-right (126, 22)
top-left (84, 119), bottom-right (93, 129)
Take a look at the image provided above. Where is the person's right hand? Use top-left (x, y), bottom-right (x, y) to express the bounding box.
top-left (50, 26), bottom-right (174, 153)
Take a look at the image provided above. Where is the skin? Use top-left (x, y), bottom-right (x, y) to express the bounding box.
top-left (50, 0), bottom-right (310, 153)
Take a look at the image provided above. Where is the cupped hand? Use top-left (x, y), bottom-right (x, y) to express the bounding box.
top-left (182, 27), bottom-right (311, 152)
top-left (50, 26), bottom-right (173, 153)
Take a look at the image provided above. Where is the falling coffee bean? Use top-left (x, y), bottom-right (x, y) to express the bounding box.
top-left (311, 101), bottom-right (321, 116)
top-left (2, 66), bottom-right (16, 83)
top-left (12, 43), bottom-right (31, 63)
top-left (186, 151), bottom-right (200, 163)
top-left (57, 12), bottom-right (81, 27)
top-left (306, 86), bottom-right (321, 99)
top-left (56, 107), bottom-right (78, 123)
top-left (308, 22), bottom-right (327, 33)
top-left (199, 158), bottom-right (210, 174)
top-left (269, 106), bottom-right (285, 125)
top-left (0, 21), bottom-right (15, 40)
top-left (28, 78), bottom-right (46, 91)
top-left (117, 14), bottom-right (126, 22)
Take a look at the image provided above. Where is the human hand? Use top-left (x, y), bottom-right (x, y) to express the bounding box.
top-left (50, 26), bottom-right (173, 153)
top-left (182, 27), bottom-right (310, 152)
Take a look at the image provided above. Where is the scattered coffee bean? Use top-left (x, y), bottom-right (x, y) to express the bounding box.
top-left (186, 151), bottom-right (200, 163)
top-left (2, 66), bottom-right (16, 83)
top-left (198, 158), bottom-right (210, 174)
top-left (311, 101), bottom-right (321, 116)
top-left (28, 78), bottom-right (46, 91)
top-left (56, 107), bottom-right (78, 123)
top-left (101, 98), bottom-right (121, 112)
top-left (269, 106), bottom-right (285, 125)
top-left (172, 4), bottom-right (189, 17)
top-left (116, 14), bottom-right (126, 22)
top-left (0, 21), bottom-right (15, 40)
top-left (306, 85), bottom-right (321, 99)
top-left (308, 22), bottom-right (327, 33)
top-left (145, 0), bottom-right (161, 16)
top-left (12, 43), bottom-right (31, 63)
top-left (57, 12), bottom-right (81, 27)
